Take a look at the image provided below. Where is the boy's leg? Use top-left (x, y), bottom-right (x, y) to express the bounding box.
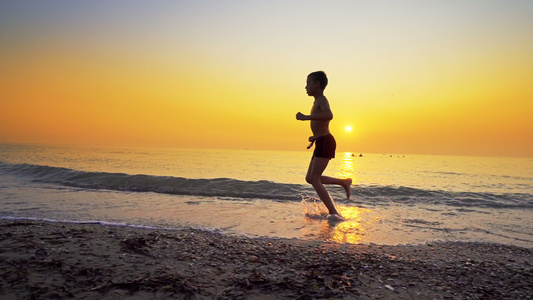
top-left (306, 160), bottom-right (352, 199)
top-left (320, 176), bottom-right (352, 199)
top-left (307, 157), bottom-right (340, 215)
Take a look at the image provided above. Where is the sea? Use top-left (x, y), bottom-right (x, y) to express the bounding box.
top-left (0, 143), bottom-right (532, 248)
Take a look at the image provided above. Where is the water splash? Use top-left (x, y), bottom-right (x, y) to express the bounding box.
top-left (300, 195), bottom-right (330, 218)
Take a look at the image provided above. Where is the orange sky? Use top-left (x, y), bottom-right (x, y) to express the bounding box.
top-left (1, 1), bottom-right (532, 157)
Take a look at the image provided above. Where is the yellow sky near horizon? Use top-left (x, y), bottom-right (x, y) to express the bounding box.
top-left (1, 1), bottom-right (532, 157)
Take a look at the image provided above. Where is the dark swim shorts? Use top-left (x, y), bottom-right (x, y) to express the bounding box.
top-left (313, 134), bottom-right (336, 159)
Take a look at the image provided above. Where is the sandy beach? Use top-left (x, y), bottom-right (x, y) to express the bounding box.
top-left (0, 219), bottom-right (531, 299)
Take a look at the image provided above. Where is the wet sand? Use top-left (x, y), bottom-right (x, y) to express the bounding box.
top-left (0, 219), bottom-right (531, 299)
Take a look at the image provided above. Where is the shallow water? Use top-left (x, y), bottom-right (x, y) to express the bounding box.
top-left (1, 143), bottom-right (532, 247)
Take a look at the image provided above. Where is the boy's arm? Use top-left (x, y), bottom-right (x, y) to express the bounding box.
top-left (296, 98), bottom-right (333, 121)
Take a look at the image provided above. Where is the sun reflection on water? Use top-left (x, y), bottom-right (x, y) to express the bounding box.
top-left (330, 206), bottom-right (373, 244)
top-left (301, 200), bottom-right (380, 245)
top-left (309, 205), bottom-right (381, 244)
top-left (334, 152), bottom-right (356, 183)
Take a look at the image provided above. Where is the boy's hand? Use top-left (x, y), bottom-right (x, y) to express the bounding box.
top-left (306, 136), bottom-right (316, 149)
top-left (296, 112), bottom-right (307, 120)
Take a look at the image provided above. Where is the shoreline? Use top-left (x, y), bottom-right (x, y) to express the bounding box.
top-left (0, 219), bottom-right (531, 299)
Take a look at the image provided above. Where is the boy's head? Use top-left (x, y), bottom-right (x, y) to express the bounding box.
top-left (308, 71), bottom-right (328, 90)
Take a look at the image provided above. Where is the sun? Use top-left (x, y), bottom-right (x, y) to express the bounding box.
top-left (345, 126), bottom-right (352, 132)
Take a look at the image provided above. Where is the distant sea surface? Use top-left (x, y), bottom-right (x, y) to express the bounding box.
top-left (1, 143), bottom-right (532, 248)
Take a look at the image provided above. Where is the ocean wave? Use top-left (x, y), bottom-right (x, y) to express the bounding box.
top-left (0, 162), bottom-right (306, 201)
top-left (1, 162), bottom-right (531, 209)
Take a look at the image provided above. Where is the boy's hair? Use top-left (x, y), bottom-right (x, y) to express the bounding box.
top-left (308, 71), bottom-right (328, 90)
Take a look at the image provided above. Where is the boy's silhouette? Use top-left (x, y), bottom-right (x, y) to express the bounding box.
top-left (296, 71), bottom-right (352, 221)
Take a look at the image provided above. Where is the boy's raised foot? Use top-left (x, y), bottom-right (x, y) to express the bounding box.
top-left (342, 178), bottom-right (352, 199)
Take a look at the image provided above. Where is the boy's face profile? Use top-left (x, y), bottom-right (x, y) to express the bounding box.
top-left (305, 76), bottom-right (320, 97)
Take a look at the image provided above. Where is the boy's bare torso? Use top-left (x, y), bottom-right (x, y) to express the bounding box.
top-left (310, 96), bottom-right (331, 137)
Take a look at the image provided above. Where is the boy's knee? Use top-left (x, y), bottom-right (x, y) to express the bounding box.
top-left (308, 176), bottom-right (321, 186)
top-left (306, 174), bottom-right (319, 185)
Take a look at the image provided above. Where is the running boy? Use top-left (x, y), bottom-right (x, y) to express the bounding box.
top-left (296, 71), bottom-right (352, 221)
